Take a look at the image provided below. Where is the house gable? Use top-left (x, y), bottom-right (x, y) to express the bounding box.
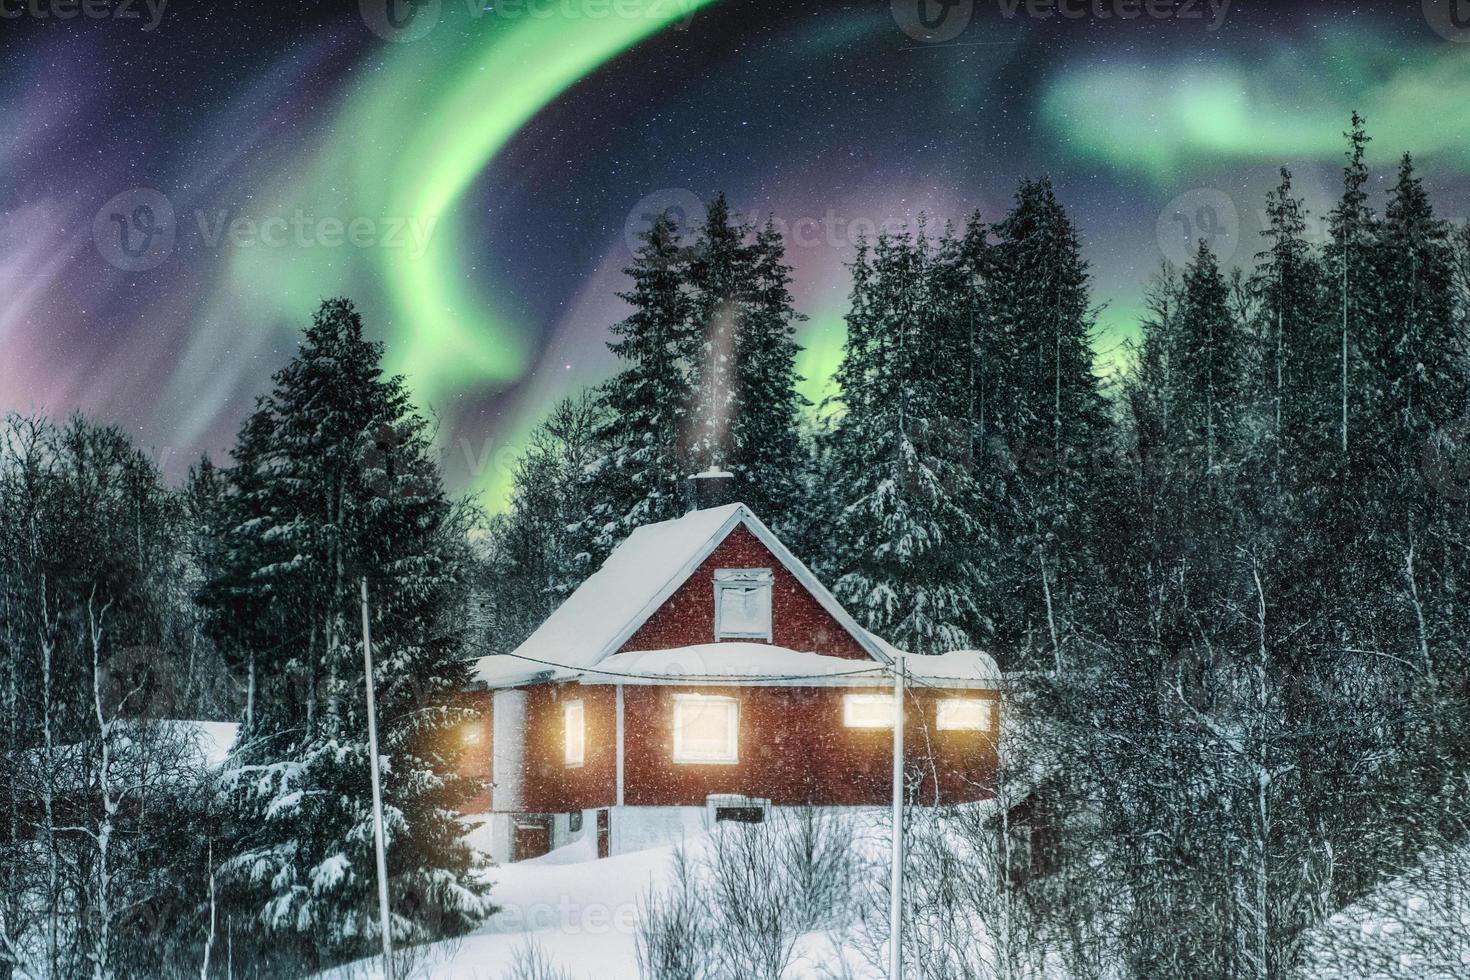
top-left (476, 502), bottom-right (887, 689)
top-left (621, 524), bottom-right (871, 659)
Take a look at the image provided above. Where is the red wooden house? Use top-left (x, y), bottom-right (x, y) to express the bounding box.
top-left (464, 477), bottom-right (1001, 863)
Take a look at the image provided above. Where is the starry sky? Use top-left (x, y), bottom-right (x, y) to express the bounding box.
top-left (3, 0), bottom-right (1469, 507)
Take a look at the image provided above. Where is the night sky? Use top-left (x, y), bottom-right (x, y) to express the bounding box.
top-left (3, 0), bottom-right (1468, 506)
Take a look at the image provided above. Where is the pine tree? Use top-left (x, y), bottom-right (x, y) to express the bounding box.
top-left (209, 299), bottom-right (492, 972)
top-left (1174, 239), bottom-right (1246, 473)
top-left (578, 213), bottom-right (695, 564)
top-left (1325, 112), bottom-right (1376, 455)
top-left (827, 227), bottom-right (990, 654)
top-left (686, 194), bottom-right (751, 472)
top-left (983, 178), bottom-right (1109, 668)
top-left (728, 218), bottom-right (810, 534)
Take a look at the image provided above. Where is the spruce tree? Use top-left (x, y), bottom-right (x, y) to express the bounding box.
top-left (1250, 168), bottom-right (1331, 485)
top-left (682, 199), bottom-right (810, 532)
top-left (209, 299), bottom-right (492, 972)
top-left (1374, 153), bottom-right (1460, 445)
top-left (1173, 239), bottom-right (1246, 474)
top-left (491, 392), bottom-right (607, 645)
top-left (1325, 112), bottom-right (1376, 455)
top-left (983, 178), bottom-right (1109, 668)
top-left (729, 218), bottom-right (809, 534)
top-left (828, 227), bottom-right (990, 654)
top-left (686, 194), bottom-right (751, 472)
top-left (578, 213), bottom-right (694, 564)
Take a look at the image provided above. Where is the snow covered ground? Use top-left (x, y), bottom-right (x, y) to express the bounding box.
top-left (1304, 842), bottom-right (1470, 979)
top-left (324, 812), bottom-right (893, 980)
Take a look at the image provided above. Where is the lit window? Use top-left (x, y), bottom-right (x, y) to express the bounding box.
top-left (564, 700), bottom-right (585, 767)
top-left (843, 694), bottom-right (896, 729)
top-left (713, 569), bottom-right (773, 640)
top-left (937, 699), bottom-right (991, 732)
top-left (673, 694), bottom-right (739, 764)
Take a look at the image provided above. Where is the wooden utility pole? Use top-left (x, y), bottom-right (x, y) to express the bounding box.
top-left (360, 577), bottom-right (393, 975)
top-left (889, 653), bottom-right (906, 979)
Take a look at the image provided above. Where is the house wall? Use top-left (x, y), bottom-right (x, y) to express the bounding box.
top-left (621, 684), bottom-right (998, 807)
top-left (620, 524), bottom-right (870, 659)
top-left (469, 680), bottom-right (999, 817)
top-left (457, 689), bottom-right (494, 813)
top-left (517, 682), bottom-right (618, 814)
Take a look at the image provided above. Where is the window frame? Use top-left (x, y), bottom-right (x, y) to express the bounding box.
top-left (672, 693), bottom-right (740, 765)
top-left (563, 699), bottom-right (585, 768)
top-left (936, 698), bottom-right (992, 732)
top-left (712, 568), bottom-right (775, 641)
top-left (843, 693), bottom-right (897, 729)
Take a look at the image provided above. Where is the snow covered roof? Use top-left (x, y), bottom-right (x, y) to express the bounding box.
top-left (583, 644), bottom-right (884, 686)
top-left (474, 643), bottom-right (1000, 689)
top-left (581, 644), bottom-right (999, 688)
top-left (473, 502), bottom-right (891, 687)
top-left (177, 720), bottom-right (240, 769)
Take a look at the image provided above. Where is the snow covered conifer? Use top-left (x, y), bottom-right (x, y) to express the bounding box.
top-left (576, 213), bottom-right (695, 565)
top-left (727, 218), bottom-right (810, 535)
top-left (686, 194), bottom-right (751, 473)
top-left (827, 228), bottom-right (990, 654)
top-left (1174, 239), bottom-right (1247, 473)
top-left (982, 178), bottom-right (1109, 667)
top-left (208, 298), bottom-right (492, 973)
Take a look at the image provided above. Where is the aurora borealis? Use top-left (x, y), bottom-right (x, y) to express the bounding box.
top-left (3, 0), bottom-right (1469, 507)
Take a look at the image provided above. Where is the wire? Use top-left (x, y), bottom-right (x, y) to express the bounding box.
top-left (490, 649), bottom-right (893, 684)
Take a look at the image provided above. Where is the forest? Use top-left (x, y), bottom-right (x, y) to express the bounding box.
top-left (2, 115), bottom-right (1469, 977)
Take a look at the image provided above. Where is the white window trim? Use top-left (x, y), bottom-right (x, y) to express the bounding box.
top-left (843, 693), bottom-right (896, 729)
top-left (712, 568), bottom-right (774, 641)
top-left (936, 698), bottom-right (992, 732)
top-left (563, 700), bottom-right (585, 768)
top-left (672, 693), bottom-right (740, 764)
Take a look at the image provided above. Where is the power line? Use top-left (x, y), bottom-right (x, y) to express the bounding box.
top-left (491, 649), bottom-right (894, 685)
top-left (492, 649), bottom-right (1005, 688)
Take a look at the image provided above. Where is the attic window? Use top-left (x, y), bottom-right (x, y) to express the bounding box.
top-left (713, 568), bottom-right (773, 641)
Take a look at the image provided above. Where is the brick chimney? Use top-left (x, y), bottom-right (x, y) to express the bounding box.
top-left (684, 468), bottom-right (737, 511)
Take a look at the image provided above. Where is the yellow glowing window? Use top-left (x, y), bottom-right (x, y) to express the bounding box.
top-left (564, 700), bottom-right (585, 767)
top-left (843, 694), bottom-right (896, 729)
top-left (936, 699), bottom-right (991, 732)
top-left (673, 694), bottom-right (739, 764)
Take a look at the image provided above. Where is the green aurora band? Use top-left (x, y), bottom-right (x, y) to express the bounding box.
top-left (214, 18), bottom-right (1470, 510)
top-left (1042, 32), bottom-right (1470, 180)
top-left (222, 0), bottom-right (718, 504)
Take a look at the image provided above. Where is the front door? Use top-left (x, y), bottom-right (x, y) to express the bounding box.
top-left (596, 808), bottom-right (610, 859)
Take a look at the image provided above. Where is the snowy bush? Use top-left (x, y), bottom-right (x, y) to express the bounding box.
top-left (635, 848), bottom-right (716, 980)
top-left (504, 939), bottom-right (574, 980)
top-left (636, 808), bottom-right (861, 980)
